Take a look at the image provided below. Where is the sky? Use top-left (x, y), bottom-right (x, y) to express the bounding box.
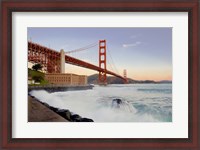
top-left (28, 28), bottom-right (172, 81)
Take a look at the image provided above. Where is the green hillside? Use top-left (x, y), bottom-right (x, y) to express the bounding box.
top-left (28, 68), bottom-right (48, 85)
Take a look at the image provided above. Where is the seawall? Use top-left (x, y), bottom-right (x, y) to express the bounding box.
top-left (28, 84), bottom-right (94, 93)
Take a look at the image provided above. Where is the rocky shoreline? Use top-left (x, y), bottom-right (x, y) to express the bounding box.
top-left (29, 95), bottom-right (94, 122)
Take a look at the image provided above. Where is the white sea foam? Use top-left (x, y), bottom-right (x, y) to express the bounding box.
top-left (30, 84), bottom-right (172, 122)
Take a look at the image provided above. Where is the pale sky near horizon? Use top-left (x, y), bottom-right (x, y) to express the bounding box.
top-left (28, 28), bottom-right (172, 81)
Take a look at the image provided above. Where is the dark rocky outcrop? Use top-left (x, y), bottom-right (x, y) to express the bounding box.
top-left (112, 98), bottom-right (122, 108)
top-left (80, 118), bottom-right (94, 122)
top-left (70, 114), bottom-right (93, 122)
top-left (71, 114), bottom-right (82, 121)
top-left (56, 109), bottom-right (71, 121)
top-left (49, 106), bottom-right (59, 112)
top-left (112, 98), bottom-right (122, 104)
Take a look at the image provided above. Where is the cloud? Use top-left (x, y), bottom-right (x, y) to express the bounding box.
top-left (123, 41), bottom-right (142, 48)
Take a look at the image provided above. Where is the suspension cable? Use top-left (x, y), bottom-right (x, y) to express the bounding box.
top-left (65, 42), bottom-right (98, 54)
top-left (107, 44), bottom-right (120, 75)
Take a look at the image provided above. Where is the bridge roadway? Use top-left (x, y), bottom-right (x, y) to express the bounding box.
top-left (28, 42), bottom-right (126, 81)
top-left (65, 53), bottom-right (125, 81)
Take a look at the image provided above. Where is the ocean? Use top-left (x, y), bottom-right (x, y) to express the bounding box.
top-left (30, 84), bottom-right (172, 122)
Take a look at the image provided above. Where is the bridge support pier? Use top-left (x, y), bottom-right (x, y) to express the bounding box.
top-left (99, 40), bottom-right (107, 85)
top-left (60, 49), bottom-right (65, 73)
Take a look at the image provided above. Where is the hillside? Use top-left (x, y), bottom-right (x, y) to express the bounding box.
top-left (28, 68), bottom-right (48, 85)
top-left (88, 74), bottom-right (172, 84)
top-left (28, 68), bottom-right (44, 78)
top-left (88, 74), bottom-right (125, 84)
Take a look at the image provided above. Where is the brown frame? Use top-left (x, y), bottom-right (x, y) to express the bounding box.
top-left (1, 0), bottom-right (199, 149)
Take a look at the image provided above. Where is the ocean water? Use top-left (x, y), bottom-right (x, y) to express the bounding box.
top-left (30, 84), bottom-right (172, 122)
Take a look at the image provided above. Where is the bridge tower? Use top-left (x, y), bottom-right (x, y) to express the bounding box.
top-left (60, 49), bottom-right (65, 73)
top-left (123, 69), bottom-right (128, 83)
top-left (99, 40), bottom-right (107, 85)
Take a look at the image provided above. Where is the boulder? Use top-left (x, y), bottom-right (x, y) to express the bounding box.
top-left (112, 98), bottom-right (122, 108)
top-left (80, 118), bottom-right (94, 122)
top-left (49, 106), bottom-right (59, 112)
top-left (65, 110), bottom-right (72, 121)
top-left (71, 114), bottom-right (82, 122)
top-left (56, 109), bottom-right (71, 121)
top-left (113, 98), bottom-right (122, 104)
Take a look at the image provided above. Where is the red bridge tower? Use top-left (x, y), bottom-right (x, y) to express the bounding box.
top-left (123, 69), bottom-right (128, 84)
top-left (99, 40), bottom-right (107, 85)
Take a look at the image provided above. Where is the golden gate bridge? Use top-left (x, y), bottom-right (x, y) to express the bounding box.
top-left (28, 40), bottom-right (128, 84)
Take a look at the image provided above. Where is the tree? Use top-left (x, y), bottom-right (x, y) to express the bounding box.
top-left (32, 75), bottom-right (43, 82)
top-left (32, 63), bottom-right (43, 71)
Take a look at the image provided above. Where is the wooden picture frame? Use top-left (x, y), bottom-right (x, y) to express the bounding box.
top-left (1, 0), bottom-right (199, 149)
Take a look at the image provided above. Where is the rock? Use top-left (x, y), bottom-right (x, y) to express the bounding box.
top-left (71, 114), bottom-right (82, 122)
top-left (80, 118), bottom-right (94, 122)
top-left (112, 98), bottom-right (122, 108)
top-left (113, 98), bottom-right (122, 104)
top-left (43, 102), bottom-right (50, 108)
top-left (56, 109), bottom-right (71, 121)
top-left (112, 98), bottom-right (135, 112)
top-left (49, 106), bottom-right (59, 112)
top-left (65, 111), bottom-right (72, 121)
top-left (70, 115), bottom-right (94, 122)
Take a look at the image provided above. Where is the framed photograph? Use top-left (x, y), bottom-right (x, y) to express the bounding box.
top-left (1, 0), bottom-right (199, 149)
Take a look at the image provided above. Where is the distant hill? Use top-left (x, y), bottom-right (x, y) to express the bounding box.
top-left (88, 74), bottom-right (172, 84)
top-left (158, 80), bottom-right (172, 83)
top-left (88, 74), bottom-right (126, 84)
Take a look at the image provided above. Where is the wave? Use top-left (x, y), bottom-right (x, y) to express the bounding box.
top-left (137, 88), bottom-right (172, 94)
top-left (29, 84), bottom-right (172, 122)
